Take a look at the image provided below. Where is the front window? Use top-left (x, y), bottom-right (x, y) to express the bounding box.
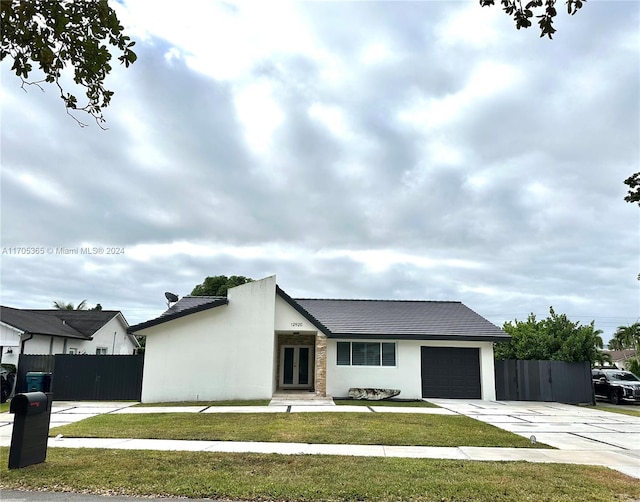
top-left (603, 371), bottom-right (640, 382)
top-left (337, 342), bottom-right (395, 366)
top-left (96, 347), bottom-right (108, 355)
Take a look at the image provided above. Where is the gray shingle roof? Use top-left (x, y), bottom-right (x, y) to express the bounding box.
top-left (160, 296), bottom-right (226, 317)
top-left (603, 349), bottom-right (637, 362)
top-left (127, 288), bottom-right (508, 342)
top-left (0, 306), bottom-right (121, 340)
top-left (128, 296), bottom-right (228, 333)
top-left (293, 299), bottom-right (509, 342)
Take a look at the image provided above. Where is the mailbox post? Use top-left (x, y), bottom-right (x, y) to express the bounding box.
top-left (8, 392), bottom-right (53, 469)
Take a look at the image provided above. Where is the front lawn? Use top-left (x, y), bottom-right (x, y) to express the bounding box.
top-left (50, 412), bottom-right (549, 448)
top-left (1, 448), bottom-right (638, 501)
top-left (587, 404), bottom-right (640, 418)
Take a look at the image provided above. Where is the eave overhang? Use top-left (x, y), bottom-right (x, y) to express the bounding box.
top-left (127, 299), bottom-right (228, 334)
top-left (328, 333), bottom-right (511, 342)
top-left (275, 285), bottom-right (333, 336)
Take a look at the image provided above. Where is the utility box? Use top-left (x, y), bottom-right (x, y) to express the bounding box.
top-left (8, 392), bottom-right (53, 469)
top-left (25, 372), bottom-right (52, 393)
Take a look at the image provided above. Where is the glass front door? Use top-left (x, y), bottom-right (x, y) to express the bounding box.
top-left (280, 345), bottom-right (314, 388)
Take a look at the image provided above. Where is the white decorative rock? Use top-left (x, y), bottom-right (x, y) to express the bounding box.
top-left (348, 388), bottom-right (401, 400)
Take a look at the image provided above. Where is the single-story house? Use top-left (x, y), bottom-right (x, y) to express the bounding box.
top-left (601, 350), bottom-right (637, 371)
top-left (129, 276), bottom-right (509, 403)
top-left (0, 306), bottom-right (139, 366)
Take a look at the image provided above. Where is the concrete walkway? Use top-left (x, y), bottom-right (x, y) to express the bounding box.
top-left (1, 400), bottom-right (638, 479)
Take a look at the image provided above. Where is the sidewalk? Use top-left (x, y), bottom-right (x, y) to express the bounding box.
top-left (1, 400), bottom-right (639, 479)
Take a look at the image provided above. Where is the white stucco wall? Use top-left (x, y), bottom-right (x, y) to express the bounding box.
top-left (0, 324), bottom-right (21, 347)
top-left (0, 324), bottom-right (22, 366)
top-left (140, 276), bottom-right (278, 403)
top-left (326, 339), bottom-right (496, 400)
top-left (274, 295), bottom-right (317, 333)
top-left (90, 315), bottom-right (137, 355)
top-left (23, 334), bottom-right (66, 355)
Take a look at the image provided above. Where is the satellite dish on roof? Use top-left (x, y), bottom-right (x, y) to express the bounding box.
top-left (165, 292), bottom-right (179, 307)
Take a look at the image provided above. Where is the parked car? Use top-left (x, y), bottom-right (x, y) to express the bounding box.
top-left (592, 368), bottom-right (640, 404)
top-left (1, 364), bottom-right (17, 403)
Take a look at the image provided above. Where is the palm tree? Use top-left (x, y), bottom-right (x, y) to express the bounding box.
top-left (608, 334), bottom-right (627, 351)
top-left (593, 350), bottom-right (612, 367)
top-left (592, 326), bottom-right (604, 349)
top-left (611, 323), bottom-right (640, 349)
top-left (52, 300), bottom-right (87, 310)
top-left (609, 323), bottom-right (640, 371)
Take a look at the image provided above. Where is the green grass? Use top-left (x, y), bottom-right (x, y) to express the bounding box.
top-left (334, 398), bottom-right (439, 407)
top-left (587, 404), bottom-right (640, 418)
top-left (133, 399), bottom-right (270, 407)
top-left (1, 448), bottom-right (638, 501)
top-left (50, 412), bottom-right (548, 448)
top-left (0, 402), bottom-right (9, 413)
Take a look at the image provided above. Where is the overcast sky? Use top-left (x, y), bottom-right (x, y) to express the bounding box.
top-left (1, 0), bottom-right (638, 343)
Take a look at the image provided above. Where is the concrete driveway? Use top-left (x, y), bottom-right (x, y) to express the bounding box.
top-left (0, 401), bottom-right (137, 445)
top-left (429, 399), bottom-right (640, 478)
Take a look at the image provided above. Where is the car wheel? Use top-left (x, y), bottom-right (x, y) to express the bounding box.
top-left (0, 381), bottom-right (8, 404)
top-left (610, 390), bottom-right (620, 405)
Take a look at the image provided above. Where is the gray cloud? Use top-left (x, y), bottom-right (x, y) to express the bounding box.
top-left (1, 1), bottom-right (638, 340)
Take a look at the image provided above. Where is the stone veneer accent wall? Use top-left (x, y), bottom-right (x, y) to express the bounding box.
top-left (315, 333), bottom-right (327, 397)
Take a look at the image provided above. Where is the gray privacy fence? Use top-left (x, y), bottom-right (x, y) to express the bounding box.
top-left (16, 354), bottom-right (144, 401)
top-left (495, 360), bottom-right (594, 404)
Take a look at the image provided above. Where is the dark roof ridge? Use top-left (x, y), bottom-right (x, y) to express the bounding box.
top-left (1, 306), bottom-right (121, 313)
top-left (180, 295), bottom-right (226, 298)
top-left (128, 297), bottom-right (228, 333)
top-left (276, 286), bottom-right (332, 336)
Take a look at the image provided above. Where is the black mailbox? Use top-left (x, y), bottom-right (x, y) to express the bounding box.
top-left (10, 392), bottom-right (49, 415)
top-left (8, 392), bottom-right (53, 469)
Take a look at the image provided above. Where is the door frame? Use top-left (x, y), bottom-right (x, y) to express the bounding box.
top-left (279, 345), bottom-right (314, 389)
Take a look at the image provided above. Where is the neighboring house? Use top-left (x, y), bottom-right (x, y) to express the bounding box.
top-left (129, 276), bottom-right (509, 403)
top-left (0, 306), bottom-right (139, 366)
top-left (601, 350), bottom-right (637, 371)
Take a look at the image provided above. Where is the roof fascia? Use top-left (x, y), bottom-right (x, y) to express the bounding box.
top-left (275, 286), bottom-right (333, 336)
top-left (0, 320), bottom-right (26, 334)
top-left (329, 333), bottom-right (511, 342)
top-left (127, 299), bottom-right (228, 334)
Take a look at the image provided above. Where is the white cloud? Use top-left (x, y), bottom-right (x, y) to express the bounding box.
top-left (116, 0), bottom-right (318, 81)
top-left (234, 80), bottom-right (284, 154)
top-left (3, 170), bottom-right (72, 207)
top-left (435, 1), bottom-right (506, 47)
top-left (0, 0), bottom-right (637, 342)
